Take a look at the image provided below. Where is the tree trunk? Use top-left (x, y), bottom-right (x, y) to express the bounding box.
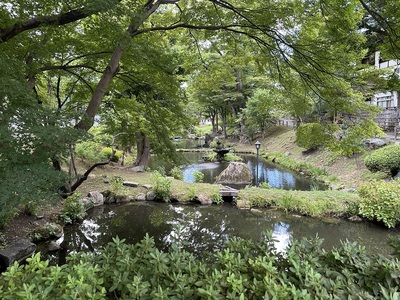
top-left (75, 45), bottom-right (124, 131)
top-left (222, 112), bottom-right (227, 139)
top-left (74, 1), bottom-right (163, 132)
top-left (132, 131), bottom-right (150, 172)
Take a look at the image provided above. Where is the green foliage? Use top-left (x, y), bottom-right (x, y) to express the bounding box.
top-left (150, 171), bottom-right (172, 202)
top-left (186, 186), bottom-right (198, 201)
top-left (75, 141), bottom-right (106, 163)
top-left (259, 182), bottom-right (271, 189)
top-left (266, 152), bottom-right (334, 185)
top-left (61, 193), bottom-right (86, 223)
top-left (329, 119), bottom-right (383, 156)
top-left (101, 147), bottom-right (123, 162)
top-left (364, 144), bottom-right (400, 176)
top-left (223, 153), bottom-right (242, 162)
top-left (295, 123), bottom-right (331, 150)
top-left (0, 75), bottom-right (84, 227)
top-left (1, 234), bottom-right (400, 299)
top-left (0, 252), bottom-right (106, 299)
top-left (170, 166), bottom-right (183, 180)
top-left (0, 162), bottom-right (67, 228)
top-left (204, 152), bottom-right (217, 161)
top-left (110, 176), bottom-right (125, 195)
top-left (357, 180), bottom-right (400, 228)
top-left (240, 88), bottom-right (281, 138)
top-left (212, 193), bottom-right (223, 205)
top-left (193, 171), bottom-right (204, 183)
top-left (237, 187), bottom-right (359, 217)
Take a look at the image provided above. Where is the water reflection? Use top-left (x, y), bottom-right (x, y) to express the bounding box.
top-left (42, 202), bottom-right (398, 264)
top-left (149, 152), bottom-right (324, 191)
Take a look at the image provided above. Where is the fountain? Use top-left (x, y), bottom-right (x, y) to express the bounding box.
top-left (213, 140), bottom-right (230, 160)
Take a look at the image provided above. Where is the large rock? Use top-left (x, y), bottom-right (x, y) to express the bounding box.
top-left (365, 138), bottom-right (386, 149)
top-left (31, 223), bottom-right (63, 242)
top-left (195, 193), bottom-right (213, 205)
top-left (146, 191), bottom-right (157, 201)
top-left (215, 162), bottom-right (252, 185)
top-left (0, 239), bottom-right (36, 271)
top-left (87, 191), bottom-right (104, 206)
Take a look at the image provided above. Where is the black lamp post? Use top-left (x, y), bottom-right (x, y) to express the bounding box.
top-left (255, 141), bottom-right (261, 186)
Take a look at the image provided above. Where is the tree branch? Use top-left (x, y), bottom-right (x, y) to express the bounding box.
top-left (0, 1), bottom-right (121, 43)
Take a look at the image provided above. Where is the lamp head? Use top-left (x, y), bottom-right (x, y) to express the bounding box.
top-left (255, 141), bottom-right (261, 150)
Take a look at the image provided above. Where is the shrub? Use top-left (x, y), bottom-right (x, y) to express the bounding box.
top-left (110, 176), bottom-right (125, 195)
top-left (357, 180), bottom-right (400, 228)
top-left (101, 147), bottom-right (123, 162)
top-left (1, 235), bottom-right (400, 299)
top-left (61, 193), bottom-right (86, 223)
top-left (170, 166), bottom-right (183, 180)
top-left (364, 144), bottom-right (400, 176)
top-left (75, 141), bottom-right (105, 163)
top-left (204, 152), bottom-right (217, 161)
top-left (193, 171), bottom-right (204, 183)
top-left (150, 171), bottom-right (172, 201)
top-left (186, 186), bottom-right (197, 200)
top-left (295, 123), bottom-right (330, 150)
top-left (212, 193), bottom-right (223, 204)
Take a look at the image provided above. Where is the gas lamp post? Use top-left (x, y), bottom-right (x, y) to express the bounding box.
top-left (255, 141), bottom-right (261, 186)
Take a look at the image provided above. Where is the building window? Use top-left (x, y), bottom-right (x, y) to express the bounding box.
top-left (376, 95), bottom-right (394, 109)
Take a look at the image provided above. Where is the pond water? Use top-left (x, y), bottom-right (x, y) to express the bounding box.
top-left (148, 152), bottom-right (325, 191)
top-left (41, 202), bottom-right (399, 265)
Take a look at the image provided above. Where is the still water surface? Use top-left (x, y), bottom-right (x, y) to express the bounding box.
top-left (44, 202), bottom-right (399, 264)
top-left (148, 152), bottom-right (324, 190)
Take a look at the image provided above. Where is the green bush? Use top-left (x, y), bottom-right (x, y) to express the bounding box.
top-left (186, 186), bottom-right (198, 201)
top-left (170, 166), bottom-right (183, 180)
top-left (150, 171), bottom-right (172, 201)
top-left (61, 193), bottom-right (86, 223)
top-left (1, 234), bottom-right (400, 299)
top-left (295, 123), bottom-right (331, 150)
top-left (212, 193), bottom-right (223, 204)
top-left (193, 171), bottom-right (204, 183)
top-left (364, 144), bottom-right (400, 176)
top-left (101, 147), bottom-right (123, 162)
top-left (110, 176), bottom-right (125, 195)
top-left (75, 141), bottom-right (105, 163)
top-left (357, 180), bottom-right (400, 228)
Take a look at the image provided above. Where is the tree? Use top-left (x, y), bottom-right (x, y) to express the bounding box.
top-left (0, 0), bottom-right (382, 224)
top-left (239, 88), bottom-right (282, 139)
top-left (359, 0), bottom-right (400, 60)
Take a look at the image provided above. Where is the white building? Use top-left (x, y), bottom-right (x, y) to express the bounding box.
top-left (369, 52), bottom-right (400, 130)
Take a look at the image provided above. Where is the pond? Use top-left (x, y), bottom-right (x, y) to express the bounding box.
top-left (40, 202), bottom-right (399, 265)
top-left (148, 152), bottom-right (325, 191)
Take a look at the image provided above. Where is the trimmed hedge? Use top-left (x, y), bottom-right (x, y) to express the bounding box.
top-left (364, 144), bottom-right (400, 176)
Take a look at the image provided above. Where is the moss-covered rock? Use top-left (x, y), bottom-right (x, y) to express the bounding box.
top-left (216, 162), bottom-right (252, 185)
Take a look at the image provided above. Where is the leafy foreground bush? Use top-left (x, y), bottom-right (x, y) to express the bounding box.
top-left (1, 234), bottom-right (399, 299)
top-left (357, 180), bottom-right (400, 228)
top-left (364, 144), bottom-right (400, 176)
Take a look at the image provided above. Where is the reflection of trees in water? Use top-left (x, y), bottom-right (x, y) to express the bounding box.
top-left (46, 203), bottom-right (396, 264)
top-left (162, 205), bottom-right (232, 255)
top-left (59, 224), bottom-right (96, 265)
